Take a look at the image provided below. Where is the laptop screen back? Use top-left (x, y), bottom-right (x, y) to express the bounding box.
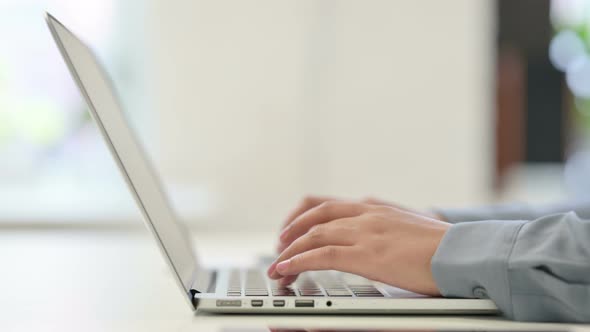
top-left (45, 13), bottom-right (202, 300)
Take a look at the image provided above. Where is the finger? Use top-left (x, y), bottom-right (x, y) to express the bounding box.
top-left (281, 196), bottom-right (334, 230)
top-left (276, 241), bottom-right (288, 253)
top-left (277, 196), bottom-right (331, 253)
top-left (270, 221), bottom-right (356, 279)
top-left (275, 246), bottom-right (361, 276)
top-left (277, 197), bottom-right (333, 253)
top-left (362, 196), bottom-right (392, 205)
top-left (279, 201), bottom-right (368, 246)
top-left (278, 275), bottom-right (298, 286)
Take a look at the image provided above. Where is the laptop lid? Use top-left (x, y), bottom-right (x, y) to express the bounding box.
top-left (45, 12), bottom-right (209, 307)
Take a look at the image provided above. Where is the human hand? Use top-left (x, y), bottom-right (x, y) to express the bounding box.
top-left (277, 196), bottom-right (445, 253)
top-left (267, 201), bottom-right (451, 296)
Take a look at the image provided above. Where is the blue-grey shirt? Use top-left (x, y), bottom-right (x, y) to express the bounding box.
top-left (431, 200), bottom-right (590, 322)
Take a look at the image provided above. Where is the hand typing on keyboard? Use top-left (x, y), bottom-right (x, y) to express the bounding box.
top-left (267, 197), bottom-right (451, 296)
top-left (275, 196), bottom-right (444, 253)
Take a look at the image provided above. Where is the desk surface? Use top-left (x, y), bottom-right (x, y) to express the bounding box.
top-left (0, 228), bottom-right (586, 332)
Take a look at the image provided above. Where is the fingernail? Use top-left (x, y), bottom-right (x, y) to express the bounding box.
top-left (276, 260), bottom-right (291, 274)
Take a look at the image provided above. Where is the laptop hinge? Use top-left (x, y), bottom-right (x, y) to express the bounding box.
top-left (189, 289), bottom-right (199, 308)
top-left (190, 269), bottom-right (215, 294)
top-left (189, 270), bottom-right (216, 309)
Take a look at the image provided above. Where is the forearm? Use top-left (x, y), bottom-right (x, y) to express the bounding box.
top-left (431, 212), bottom-right (590, 322)
top-left (434, 199), bottom-right (590, 223)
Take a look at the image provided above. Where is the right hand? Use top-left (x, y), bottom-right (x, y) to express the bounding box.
top-left (276, 195), bottom-right (445, 253)
top-left (269, 200), bottom-right (450, 294)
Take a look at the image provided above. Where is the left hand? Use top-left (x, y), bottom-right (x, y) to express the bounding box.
top-left (266, 201), bottom-right (451, 296)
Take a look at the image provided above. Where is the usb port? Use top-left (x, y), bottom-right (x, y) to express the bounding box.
top-left (251, 300), bottom-right (263, 307)
top-left (295, 300), bottom-right (314, 308)
top-left (273, 300), bottom-right (285, 307)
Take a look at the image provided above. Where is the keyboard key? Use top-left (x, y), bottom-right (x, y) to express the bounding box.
top-left (245, 291), bottom-right (269, 296)
top-left (349, 285), bottom-right (377, 289)
top-left (326, 290), bottom-right (352, 297)
top-left (354, 293), bottom-right (384, 297)
top-left (272, 292), bottom-right (296, 296)
top-left (352, 290), bottom-right (384, 296)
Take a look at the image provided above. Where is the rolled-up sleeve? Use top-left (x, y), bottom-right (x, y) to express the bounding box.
top-left (431, 212), bottom-right (590, 322)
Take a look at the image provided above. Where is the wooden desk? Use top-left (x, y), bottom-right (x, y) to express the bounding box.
top-left (0, 228), bottom-right (586, 332)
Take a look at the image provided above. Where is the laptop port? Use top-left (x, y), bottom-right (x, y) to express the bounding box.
top-left (273, 300), bottom-right (285, 307)
top-left (216, 300), bottom-right (241, 307)
top-left (251, 300), bottom-right (263, 307)
top-left (295, 299), bottom-right (314, 308)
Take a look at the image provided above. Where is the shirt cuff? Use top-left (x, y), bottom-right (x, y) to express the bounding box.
top-left (431, 219), bottom-right (528, 317)
top-left (434, 203), bottom-right (533, 223)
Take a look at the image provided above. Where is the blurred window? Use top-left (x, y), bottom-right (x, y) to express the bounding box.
top-left (0, 1), bottom-right (147, 223)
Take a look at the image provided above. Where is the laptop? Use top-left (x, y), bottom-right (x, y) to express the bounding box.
top-left (45, 12), bottom-right (498, 314)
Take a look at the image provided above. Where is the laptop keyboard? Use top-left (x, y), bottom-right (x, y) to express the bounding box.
top-left (226, 269), bottom-right (384, 297)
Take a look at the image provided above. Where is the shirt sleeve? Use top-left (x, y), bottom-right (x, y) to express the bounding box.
top-left (431, 212), bottom-right (590, 322)
top-left (434, 199), bottom-right (590, 223)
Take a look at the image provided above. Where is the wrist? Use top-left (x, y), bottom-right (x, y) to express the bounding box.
top-left (425, 223), bottom-right (451, 295)
top-left (426, 210), bottom-right (447, 222)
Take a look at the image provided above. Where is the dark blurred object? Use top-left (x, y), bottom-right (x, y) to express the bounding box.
top-left (496, 46), bottom-right (525, 189)
top-left (495, 0), bottom-right (569, 189)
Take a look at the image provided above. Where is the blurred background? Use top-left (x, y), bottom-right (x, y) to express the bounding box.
top-left (1, 0), bottom-right (589, 232)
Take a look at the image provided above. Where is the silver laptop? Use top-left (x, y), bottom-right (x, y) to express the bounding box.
top-left (45, 12), bottom-right (498, 314)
